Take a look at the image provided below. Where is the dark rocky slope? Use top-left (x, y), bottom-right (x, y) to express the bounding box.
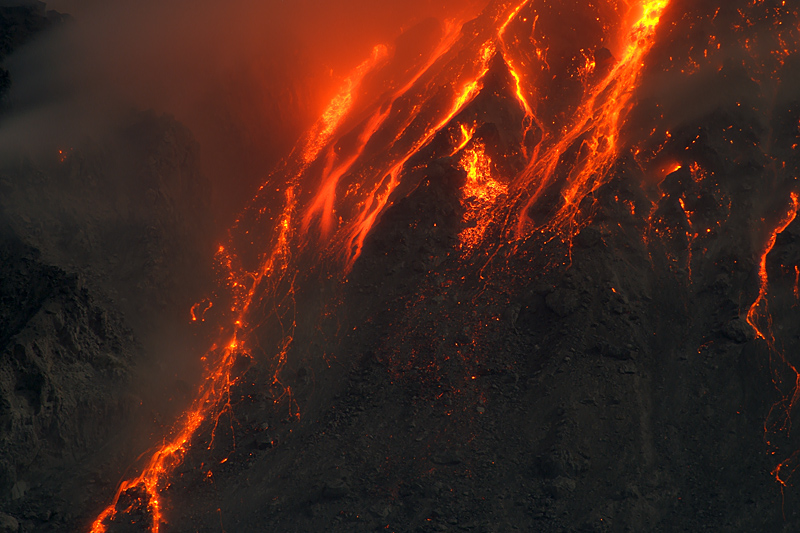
top-left (0, 6), bottom-right (217, 531)
top-left (109, 99), bottom-right (800, 532)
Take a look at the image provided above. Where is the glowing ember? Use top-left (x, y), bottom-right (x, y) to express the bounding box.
top-left (459, 141), bottom-right (507, 250)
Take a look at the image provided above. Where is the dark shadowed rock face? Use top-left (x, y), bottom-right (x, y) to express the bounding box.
top-left (0, 9), bottom-right (218, 528)
top-left (0, 223), bottom-right (138, 527)
top-left (0, 3), bottom-right (67, 106)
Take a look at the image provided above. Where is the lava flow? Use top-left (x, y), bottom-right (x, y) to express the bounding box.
top-left (512, 0), bottom-right (670, 238)
top-left (90, 1), bottom-right (677, 530)
top-left (90, 186), bottom-right (298, 533)
top-left (746, 192), bottom-right (800, 488)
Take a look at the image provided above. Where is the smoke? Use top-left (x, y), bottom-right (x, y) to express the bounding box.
top-left (1, 0), bottom-right (483, 222)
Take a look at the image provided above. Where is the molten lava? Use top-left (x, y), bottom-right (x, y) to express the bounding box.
top-left (90, 1), bottom-right (692, 530)
top-left (746, 193), bottom-right (800, 344)
top-left (458, 142), bottom-right (507, 250)
top-left (513, 0), bottom-right (670, 238)
top-left (744, 192), bottom-right (800, 489)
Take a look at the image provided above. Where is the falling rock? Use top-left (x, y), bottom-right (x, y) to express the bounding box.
top-left (595, 341), bottom-right (633, 360)
top-left (0, 513), bottom-right (18, 533)
top-left (10, 481), bottom-right (28, 501)
top-left (545, 477), bottom-right (576, 499)
top-left (721, 318), bottom-right (755, 344)
top-left (538, 448), bottom-right (590, 478)
top-left (575, 226), bottom-right (602, 248)
top-left (545, 288), bottom-right (580, 317)
top-left (254, 432), bottom-right (277, 450)
top-left (321, 479), bottom-right (350, 500)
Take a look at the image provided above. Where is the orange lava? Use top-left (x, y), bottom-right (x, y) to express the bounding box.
top-left (514, 0), bottom-right (671, 237)
top-left (794, 265), bottom-right (800, 301)
top-left (744, 192), bottom-right (800, 488)
top-left (90, 188), bottom-right (297, 533)
top-left (341, 39), bottom-right (497, 269)
top-left (189, 299), bottom-right (213, 323)
top-left (459, 142), bottom-right (508, 250)
top-left (91, 1), bottom-right (676, 530)
top-left (746, 193), bottom-right (799, 343)
top-left (300, 45), bottom-right (389, 166)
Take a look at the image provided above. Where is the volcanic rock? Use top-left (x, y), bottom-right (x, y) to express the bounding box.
top-left (0, 512), bottom-right (18, 533)
top-left (721, 317), bottom-right (754, 344)
top-left (545, 288), bottom-right (581, 317)
top-left (545, 477), bottom-right (577, 500)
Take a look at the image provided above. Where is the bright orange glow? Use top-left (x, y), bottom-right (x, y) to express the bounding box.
top-left (677, 196), bottom-right (698, 281)
top-left (342, 40), bottom-right (497, 270)
top-left (794, 265), bottom-right (800, 301)
top-left (514, 0), bottom-right (671, 238)
top-left (302, 106), bottom-right (392, 238)
top-left (450, 123), bottom-right (477, 156)
top-left (91, 187), bottom-right (298, 533)
top-left (459, 142), bottom-right (507, 250)
top-left (190, 299), bottom-right (213, 322)
top-left (743, 192), bottom-right (800, 489)
top-left (91, 1), bottom-right (685, 529)
top-left (746, 193), bottom-right (799, 341)
top-left (300, 45), bottom-right (389, 166)
top-left (497, 2), bottom-right (539, 159)
top-left (663, 162), bottom-right (683, 177)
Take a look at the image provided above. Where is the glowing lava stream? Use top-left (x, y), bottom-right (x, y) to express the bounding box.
top-left (745, 193), bottom-right (800, 343)
top-left (90, 189), bottom-right (297, 533)
top-left (744, 192), bottom-right (800, 488)
top-left (459, 141), bottom-right (508, 250)
top-left (302, 19), bottom-right (465, 240)
top-left (496, 0), bottom-right (540, 159)
top-left (299, 45), bottom-right (390, 166)
top-left (91, 13), bottom-right (479, 532)
top-left (341, 40), bottom-right (498, 269)
top-left (91, 1), bottom-right (675, 530)
top-left (513, 0), bottom-right (671, 238)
